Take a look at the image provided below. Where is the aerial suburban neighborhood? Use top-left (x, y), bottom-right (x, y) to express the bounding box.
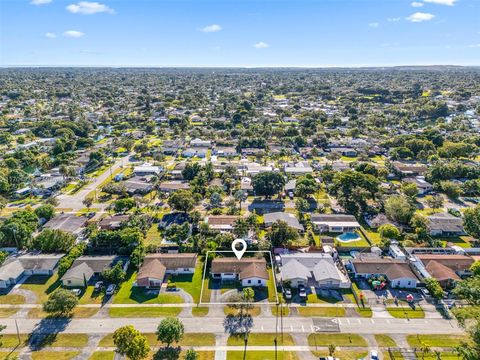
top-left (1, 1), bottom-right (480, 360)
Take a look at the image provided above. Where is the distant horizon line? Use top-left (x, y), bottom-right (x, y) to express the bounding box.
top-left (1, 64), bottom-right (480, 69)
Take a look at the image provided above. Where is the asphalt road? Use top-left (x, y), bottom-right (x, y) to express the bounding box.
top-left (55, 154), bottom-right (132, 211)
top-left (1, 316), bottom-right (463, 335)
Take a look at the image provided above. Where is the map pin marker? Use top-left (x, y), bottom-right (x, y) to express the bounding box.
top-left (232, 239), bottom-right (247, 260)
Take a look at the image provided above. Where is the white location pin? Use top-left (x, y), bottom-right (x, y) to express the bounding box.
top-left (231, 239), bottom-right (247, 260)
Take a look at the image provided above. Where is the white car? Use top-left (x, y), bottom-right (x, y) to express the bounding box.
top-left (70, 289), bottom-right (81, 296)
top-left (370, 350), bottom-right (379, 360)
top-left (106, 284), bottom-right (116, 296)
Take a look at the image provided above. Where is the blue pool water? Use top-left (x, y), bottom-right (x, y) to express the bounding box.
top-left (336, 232), bottom-right (361, 243)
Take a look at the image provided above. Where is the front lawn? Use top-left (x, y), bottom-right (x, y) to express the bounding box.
top-left (169, 260), bottom-right (205, 303)
top-left (192, 306), bottom-right (209, 317)
top-left (354, 307), bottom-right (373, 317)
top-left (297, 307), bottom-right (346, 317)
top-left (27, 307), bottom-right (98, 319)
top-left (0, 294), bottom-right (25, 305)
top-left (89, 352), bottom-right (115, 360)
top-left (113, 271), bottom-right (184, 304)
top-left (108, 307), bottom-right (181, 317)
top-left (308, 333), bottom-right (368, 347)
top-left (227, 333), bottom-right (295, 346)
top-left (311, 351), bottom-right (368, 360)
top-left (20, 274), bottom-right (62, 303)
top-left (375, 334), bottom-right (397, 347)
top-left (31, 351), bottom-right (80, 360)
top-left (406, 334), bottom-right (468, 348)
top-left (99, 332), bottom-right (215, 347)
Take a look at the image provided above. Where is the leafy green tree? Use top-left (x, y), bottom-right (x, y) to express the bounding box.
top-left (34, 204), bottom-right (55, 221)
top-left (252, 171), bottom-right (285, 198)
top-left (464, 205), bottom-right (480, 239)
top-left (209, 192), bottom-right (222, 208)
top-left (378, 224), bottom-right (400, 240)
top-left (102, 261), bottom-right (126, 284)
top-left (156, 317), bottom-right (185, 348)
top-left (182, 163), bottom-right (202, 181)
top-left (184, 349), bottom-right (198, 360)
top-left (234, 190), bottom-right (247, 210)
top-left (130, 244), bottom-right (146, 269)
top-left (402, 183), bottom-right (419, 198)
top-left (43, 288), bottom-right (78, 316)
top-left (0, 251), bottom-right (7, 266)
top-left (294, 197), bottom-right (309, 221)
top-left (385, 195), bottom-right (416, 225)
top-left (471, 261), bottom-right (480, 277)
top-left (168, 190), bottom-right (195, 214)
top-left (114, 198), bottom-right (136, 213)
top-left (30, 229), bottom-right (76, 252)
top-left (113, 325), bottom-right (150, 360)
top-left (424, 277), bottom-right (444, 300)
top-left (295, 175), bottom-right (318, 198)
top-left (439, 180), bottom-right (462, 199)
top-left (426, 195), bottom-right (444, 210)
top-left (82, 196), bottom-right (94, 209)
top-left (0, 324), bottom-right (6, 348)
top-left (266, 220), bottom-right (299, 247)
top-left (453, 276), bottom-right (480, 305)
top-left (233, 218), bottom-right (248, 238)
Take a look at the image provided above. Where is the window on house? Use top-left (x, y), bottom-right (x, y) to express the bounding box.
top-left (248, 280), bottom-right (251, 284)
top-left (258, 280), bottom-right (261, 284)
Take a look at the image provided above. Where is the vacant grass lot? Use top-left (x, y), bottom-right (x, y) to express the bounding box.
top-left (308, 333), bottom-right (368, 347)
top-left (297, 307), bottom-right (346, 317)
top-left (226, 351), bottom-right (299, 360)
top-left (108, 307), bottom-right (181, 317)
top-left (113, 271), bottom-right (184, 304)
top-left (20, 275), bottom-right (62, 303)
top-left (27, 307), bottom-right (98, 319)
top-left (406, 334), bottom-right (468, 348)
top-left (227, 333), bottom-right (295, 346)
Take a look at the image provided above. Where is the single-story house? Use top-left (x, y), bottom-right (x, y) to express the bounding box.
top-left (215, 147), bottom-right (237, 157)
top-left (248, 200), bottom-right (285, 215)
top-left (0, 254), bottom-right (63, 288)
top-left (264, 212), bottom-right (304, 232)
top-left (284, 162), bottom-right (313, 176)
top-left (98, 214), bottom-right (130, 230)
top-left (123, 176), bottom-right (155, 195)
top-left (206, 215), bottom-right (239, 232)
top-left (211, 258), bottom-right (269, 287)
top-left (44, 214), bottom-right (88, 236)
top-left (427, 212), bottom-right (465, 237)
top-left (416, 254), bottom-right (474, 288)
top-left (158, 181), bottom-right (190, 193)
top-left (133, 165), bottom-right (162, 176)
top-left (392, 162), bottom-right (428, 177)
top-left (350, 258), bottom-right (419, 289)
top-left (190, 138), bottom-right (211, 148)
top-left (61, 256), bottom-right (129, 288)
top-left (134, 253), bottom-right (197, 288)
top-left (329, 147), bottom-right (357, 157)
top-left (311, 214), bottom-right (360, 233)
top-left (402, 177), bottom-right (433, 195)
top-left (279, 253), bottom-right (350, 289)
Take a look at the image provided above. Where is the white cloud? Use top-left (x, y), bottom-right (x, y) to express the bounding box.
top-left (411, 2), bottom-right (424, 7)
top-left (30, 0), bottom-right (52, 5)
top-left (200, 24), bottom-right (222, 33)
top-left (406, 12), bottom-right (435, 22)
top-left (45, 32), bottom-right (57, 38)
top-left (468, 44), bottom-right (480, 48)
top-left (63, 30), bottom-right (85, 38)
top-left (66, 1), bottom-right (114, 14)
top-left (387, 17), bottom-right (401, 22)
top-left (368, 22), bottom-right (380, 28)
top-left (424, 0), bottom-right (457, 5)
top-left (253, 41), bottom-right (269, 49)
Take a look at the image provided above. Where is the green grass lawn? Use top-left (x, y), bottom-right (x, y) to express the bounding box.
top-left (271, 305), bottom-right (289, 316)
top-left (88, 351), bottom-right (115, 360)
top-left (266, 268), bottom-right (278, 302)
top-left (307, 292), bottom-right (342, 304)
top-left (27, 307), bottom-right (98, 319)
top-left (144, 223), bottom-right (162, 247)
top-left (311, 351), bottom-right (368, 360)
top-left (355, 307), bottom-right (373, 317)
top-left (0, 294), bottom-right (25, 305)
top-left (297, 307), bottom-right (346, 317)
top-left (227, 333), bottom-right (295, 346)
top-left (439, 236), bottom-right (472, 248)
top-left (192, 306), bottom-right (209, 317)
top-left (113, 271), bottom-right (184, 304)
top-left (0, 308), bottom-right (19, 318)
top-left (0, 334), bottom-right (29, 348)
top-left (31, 351), bottom-right (80, 360)
top-left (170, 260), bottom-right (205, 303)
top-left (386, 307), bottom-right (425, 319)
top-left (226, 351), bottom-right (299, 360)
top-left (224, 306), bottom-right (261, 317)
top-left (108, 307), bottom-right (181, 317)
top-left (308, 333), bottom-right (367, 347)
top-left (20, 274), bottom-right (62, 303)
top-left (78, 286), bottom-right (104, 305)
top-left (201, 278), bottom-right (212, 303)
top-left (375, 334), bottom-right (397, 347)
top-left (99, 332), bottom-right (215, 347)
top-left (36, 334), bottom-right (89, 348)
top-left (362, 229), bottom-right (382, 245)
top-left (406, 334), bottom-right (468, 348)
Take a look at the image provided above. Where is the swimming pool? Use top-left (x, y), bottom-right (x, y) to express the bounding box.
top-left (336, 232), bottom-right (361, 243)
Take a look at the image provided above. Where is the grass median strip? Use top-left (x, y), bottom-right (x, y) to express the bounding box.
top-left (226, 351), bottom-right (298, 360)
top-left (227, 333), bottom-right (295, 346)
top-left (108, 307), bottom-right (182, 317)
top-left (311, 350), bottom-right (368, 360)
top-left (192, 306), bottom-right (209, 317)
top-left (298, 307), bottom-right (346, 317)
top-left (308, 333), bottom-right (368, 347)
top-left (0, 295), bottom-right (25, 305)
top-left (88, 351), bottom-right (115, 360)
top-left (0, 308), bottom-right (19, 318)
top-left (31, 351), bottom-right (80, 360)
top-left (387, 307), bottom-right (425, 319)
top-left (99, 332), bottom-right (215, 347)
top-left (374, 334), bottom-right (397, 347)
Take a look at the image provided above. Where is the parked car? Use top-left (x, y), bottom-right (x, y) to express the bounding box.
top-left (284, 288), bottom-right (292, 300)
top-left (86, 211), bottom-right (96, 219)
top-left (370, 350), bottom-right (379, 360)
top-left (94, 281), bottom-right (104, 292)
top-left (70, 289), bottom-right (81, 296)
top-left (298, 284), bottom-right (307, 298)
top-left (106, 284), bottom-right (116, 296)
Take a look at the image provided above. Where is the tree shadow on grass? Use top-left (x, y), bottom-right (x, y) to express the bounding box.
top-left (223, 314), bottom-right (254, 335)
top-left (27, 316), bottom-right (72, 350)
top-left (153, 346), bottom-right (181, 360)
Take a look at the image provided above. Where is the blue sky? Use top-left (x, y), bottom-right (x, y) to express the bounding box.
top-left (1, 0), bottom-right (479, 67)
